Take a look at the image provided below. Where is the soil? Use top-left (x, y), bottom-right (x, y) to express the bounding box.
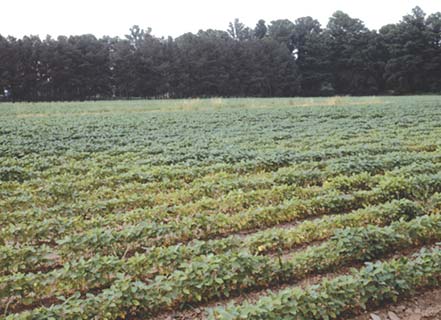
top-left (351, 288), bottom-right (441, 320)
top-left (149, 246), bottom-right (439, 320)
top-left (149, 265), bottom-right (356, 320)
top-left (151, 287), bottom-right (441, 320)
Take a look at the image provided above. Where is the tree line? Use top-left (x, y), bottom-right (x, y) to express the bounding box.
top-left (0, 6), bottom-right (440, 101)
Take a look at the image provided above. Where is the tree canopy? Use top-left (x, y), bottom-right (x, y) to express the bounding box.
top-left (0, 6), bottom-right (440, 101)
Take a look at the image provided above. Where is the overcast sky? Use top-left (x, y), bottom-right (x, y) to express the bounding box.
top-left (1, 0), bottom-right (439, 39)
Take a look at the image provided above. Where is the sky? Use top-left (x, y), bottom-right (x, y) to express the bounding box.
top-left (1, 0), bottom-right (440, 39)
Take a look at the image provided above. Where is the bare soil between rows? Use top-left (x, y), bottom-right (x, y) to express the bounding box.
top-left (351, 287), bottom-right (441, 320)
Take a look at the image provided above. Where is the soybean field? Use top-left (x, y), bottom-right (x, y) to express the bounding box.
top-left (2, 96), bottom-right (441, 319)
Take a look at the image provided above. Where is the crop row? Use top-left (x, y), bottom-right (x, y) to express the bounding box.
top-left (2, 172), bottom-right (440, 277)
top-left (1, 140), bottom-right (407, 185)
top-left (54, 173), bottom-right (441, 258)
top-left (0, 195), bottom-right (417, 276)
top-left (7, 124), bottom-right (439, 167)
top-left (2, 146), bottom-right (439, 212)
top-left (3, 154), bottom-right (439, 244)
top-left (3, 150), bottom-right (440, 226)
top-left (208, 245), bottom-right (441, 319)
top-left (0, 185), bottom-right (372, 275)
top-left (2, 136), bottom-right (438, 205)
top-left (0, 182), bottom-right (318, 244)
top-left (8, 210), bottom-right (441, 318)
top-left (0, 199), bottom-right (424, 307)
top-left (3, 166), bottom-right (386, 245)
top-left (1, 171), bottom-right (440, 276)
top-left (4, 117), bottom-right (436, 164)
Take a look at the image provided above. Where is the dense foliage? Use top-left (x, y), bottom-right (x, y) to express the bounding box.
top-left (208, 246), bottom-right (441, 319)
top-left (0, 6), bottom-right (440, 101)
top-left (2, 96), bottom-right (441, 318)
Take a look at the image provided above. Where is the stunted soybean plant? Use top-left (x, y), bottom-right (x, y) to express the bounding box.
top-left (1, 96), bottom-right (441, 319)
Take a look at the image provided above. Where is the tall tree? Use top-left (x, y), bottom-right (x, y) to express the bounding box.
top-left (0, 36), bottom-right (19, 100)
top-left (381, 7), bottom-right (440, 93)
top-left (326, 11), bottom-right (380, 94)
top-left (292, 16), bottom-right (321, 58)
top-left (291, 17), bottom-right (325, 95)
top-left (228, 19), bottom-right (252, 41)
top-left (425, 12), bottom-right (441, 91)
top-left (254, 19), bottom-right (268, 39)
top-left (268, 19), bottom-right (295, 52)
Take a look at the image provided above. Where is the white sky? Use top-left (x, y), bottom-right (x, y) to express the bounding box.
top-left (1, 0), bottom-right (440, 39)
